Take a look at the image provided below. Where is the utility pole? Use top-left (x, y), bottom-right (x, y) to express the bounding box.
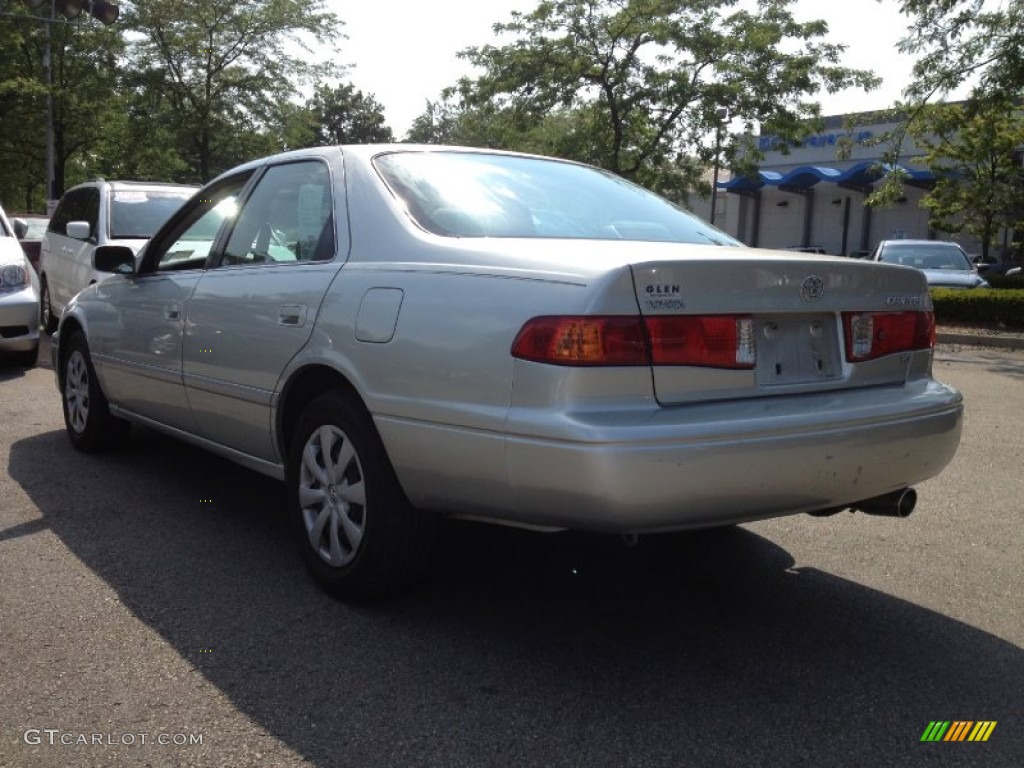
top-left (709, 107), bottom-right (729, 228)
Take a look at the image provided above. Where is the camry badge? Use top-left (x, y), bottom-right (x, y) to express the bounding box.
top-left (800, 275), bottom-right (825, 302)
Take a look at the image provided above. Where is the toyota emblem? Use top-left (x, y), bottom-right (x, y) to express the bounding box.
top-left (800, 275), bottom-right (825, 302)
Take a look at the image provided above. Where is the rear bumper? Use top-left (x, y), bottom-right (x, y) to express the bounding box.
top-left (498, 379), bottom-right (963, 532)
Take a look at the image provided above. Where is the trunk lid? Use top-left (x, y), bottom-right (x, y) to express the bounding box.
top-left (629, 253), bottom-right (932, 405)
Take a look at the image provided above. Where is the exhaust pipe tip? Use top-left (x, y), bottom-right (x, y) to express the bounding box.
top-left (854, 488), bottom-right (917, 518)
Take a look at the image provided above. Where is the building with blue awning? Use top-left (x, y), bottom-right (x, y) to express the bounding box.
top-left (701, 112), bottom-right (955, 256)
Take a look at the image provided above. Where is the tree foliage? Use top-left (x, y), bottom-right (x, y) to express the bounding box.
top-left (123, 0), bottom-right (345, 181)
top-left (867, 1), bottom-right (1024, 219)
top-left (0, 10), bottom-right (124, 210)
top-left (305, 83), bottom-right (393, 146)
top-left (897, 0), bottom-right (1024, 103)
top-left (435, 0), bottom-right (877, 195)
top-left (914, 99), bottom-right (1024, 259)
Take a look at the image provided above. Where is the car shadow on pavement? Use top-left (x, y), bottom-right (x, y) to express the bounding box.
top-left (9, 427), bottom-right (1023, 767)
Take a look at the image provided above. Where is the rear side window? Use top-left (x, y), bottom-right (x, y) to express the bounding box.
top-left (49, 187), bottom-right (99, 237)
top-left (221, 161), bottom-right (335, 266)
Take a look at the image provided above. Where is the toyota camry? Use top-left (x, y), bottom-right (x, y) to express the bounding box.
top-left (52, 145), bottom-right (964, 597)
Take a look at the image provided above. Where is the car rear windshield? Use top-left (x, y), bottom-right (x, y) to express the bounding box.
top-left (879, 244), bottom-right (971, 270)
top-left (110, 188), bottom-right (194, 239)
top-left (373, 151), bottom-right (739, 246)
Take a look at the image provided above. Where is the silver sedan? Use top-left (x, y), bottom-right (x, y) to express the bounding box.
top-left (52, 146), bottom-right (963, 597)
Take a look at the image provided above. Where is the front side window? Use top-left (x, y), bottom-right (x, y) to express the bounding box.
top-left (374, 151), bottom-right (740, 246)
top-left (144, 175), bottom-right (251, 273)
top-left (221, 161), bottom-right (335, 266)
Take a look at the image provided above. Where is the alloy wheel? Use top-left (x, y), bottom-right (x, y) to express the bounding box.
top-left (64, 350), bottom-right (90, 434)
top-left (298, 425), bottom-right (367, 567)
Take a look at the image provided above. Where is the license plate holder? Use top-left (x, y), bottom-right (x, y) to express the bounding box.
top-left (755, 314), bottom-right (841, 386)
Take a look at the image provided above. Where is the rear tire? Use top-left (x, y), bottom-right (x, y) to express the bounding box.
top-left (288, 391), bottom-right (435, 598)
top-left (61, 332), bottom-right (130, 451)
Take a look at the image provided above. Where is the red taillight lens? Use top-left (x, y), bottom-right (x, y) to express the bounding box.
top-left (511, 316), bottom-right (649, 366)
top-left (511, 315), bottom-right (756, 368)
top-left (645, 316), bottom-right (755, 368)
top-left (842, 311), bottom-right (935, 362)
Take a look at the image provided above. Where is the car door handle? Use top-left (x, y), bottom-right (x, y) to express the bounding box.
top-left (165, 303), bottom-right (182, 320)
top-left (277, 305), bottom-right (307, 327)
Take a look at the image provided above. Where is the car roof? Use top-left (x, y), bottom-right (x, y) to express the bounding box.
top-left (62, 179), bottom-right (199, 193)
top-left (205, 143), bottom-right (595, 187)
top-left (878, 240), bottom-right (962, 247)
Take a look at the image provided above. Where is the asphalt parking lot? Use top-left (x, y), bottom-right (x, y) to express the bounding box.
top-left (1, 340), bottom-right (1021, 767)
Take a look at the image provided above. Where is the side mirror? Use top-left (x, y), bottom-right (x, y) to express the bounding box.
top-left (66, 220), bottom-right (91, 240)
top-left (11, 218), bottom-right (28, 239)
top-left (94, 245), bottom-right (136, 275)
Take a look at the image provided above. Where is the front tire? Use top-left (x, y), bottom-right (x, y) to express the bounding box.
top-left (61, 332), bottom-right (130, 451)
top-left (40, 278), bottom-right (57, 334)
top-left (288, 392), bottom-right (435, 598)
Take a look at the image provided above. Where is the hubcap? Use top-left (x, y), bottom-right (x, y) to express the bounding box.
top-left (299, 425), bottom-right (367, 567)
top-left (64, 350), bottom-right (90, 434)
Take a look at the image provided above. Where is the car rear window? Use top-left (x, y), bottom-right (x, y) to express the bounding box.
top-left (110, 189), bottom-right (194, 239)
top-left (373, 151), bottom-right (739, 246)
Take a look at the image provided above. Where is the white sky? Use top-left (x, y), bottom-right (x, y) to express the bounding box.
top-left (325, 0), bottom-right (928, 137)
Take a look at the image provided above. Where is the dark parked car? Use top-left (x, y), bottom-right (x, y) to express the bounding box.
top-left (970, 254), bottom-right (1017, 278)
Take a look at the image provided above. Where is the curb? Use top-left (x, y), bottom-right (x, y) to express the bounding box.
top-left (936, 332), bottom-right (1024, 351)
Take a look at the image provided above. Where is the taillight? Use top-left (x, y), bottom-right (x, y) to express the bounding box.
top-left (645, 316), bottom-right (755, 368)
top-left (510, 317), bottom-right (649, 365)
top-left (842, 311), bottom-right (935, 362)
top-left (511, 315), bottom-right (755, 368)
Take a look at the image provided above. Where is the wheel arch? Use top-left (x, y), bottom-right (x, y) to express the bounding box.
top-left (55, 316), bottom-right (86, 384)
top-left (277, 364), bottom-right (370, 463)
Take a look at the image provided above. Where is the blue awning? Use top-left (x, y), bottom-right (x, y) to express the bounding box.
top-left (719, 161), bottom-right (935, 190)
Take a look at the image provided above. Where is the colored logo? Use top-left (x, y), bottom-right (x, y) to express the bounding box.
top-left (921, 721), bottom-right (997, 742)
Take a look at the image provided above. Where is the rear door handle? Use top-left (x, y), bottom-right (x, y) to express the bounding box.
top-left (165, 303), bottom-right (181, 320)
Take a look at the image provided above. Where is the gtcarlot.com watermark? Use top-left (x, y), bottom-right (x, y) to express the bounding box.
top-left (22, 728), bottom-right (203, 747)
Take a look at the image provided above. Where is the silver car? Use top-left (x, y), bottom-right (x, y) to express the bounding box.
top-left (0, 206), bottom-right (40, 368)
top-left (53, 146), bottom-right (964, 597)
top-left (869, 239), bottom-right (990, 289)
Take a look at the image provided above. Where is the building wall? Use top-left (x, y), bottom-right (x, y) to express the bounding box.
top-left (699, 112), bottom-right (1003, 256)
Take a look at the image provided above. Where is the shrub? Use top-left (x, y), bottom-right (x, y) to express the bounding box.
top-left (931, 288), bottom-right (1024, 328)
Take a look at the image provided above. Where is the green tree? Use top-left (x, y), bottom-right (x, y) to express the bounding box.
top-left (123, 0), bottom-right (344, 181)
top-left (405, 99), bottom-right (465, 144)
top-left (0, 9), bottom-right (125, 208)
top-left (897, 0), bottom-right (1023, 103)
top-left (305, 83), bottom-right (393, 145)
top-left (446, 0), bottom-right (877, 194)
top-left (915, 100), bottom-right (1024, 260)
top-left (865, 1), bottom-right (1023, 207)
